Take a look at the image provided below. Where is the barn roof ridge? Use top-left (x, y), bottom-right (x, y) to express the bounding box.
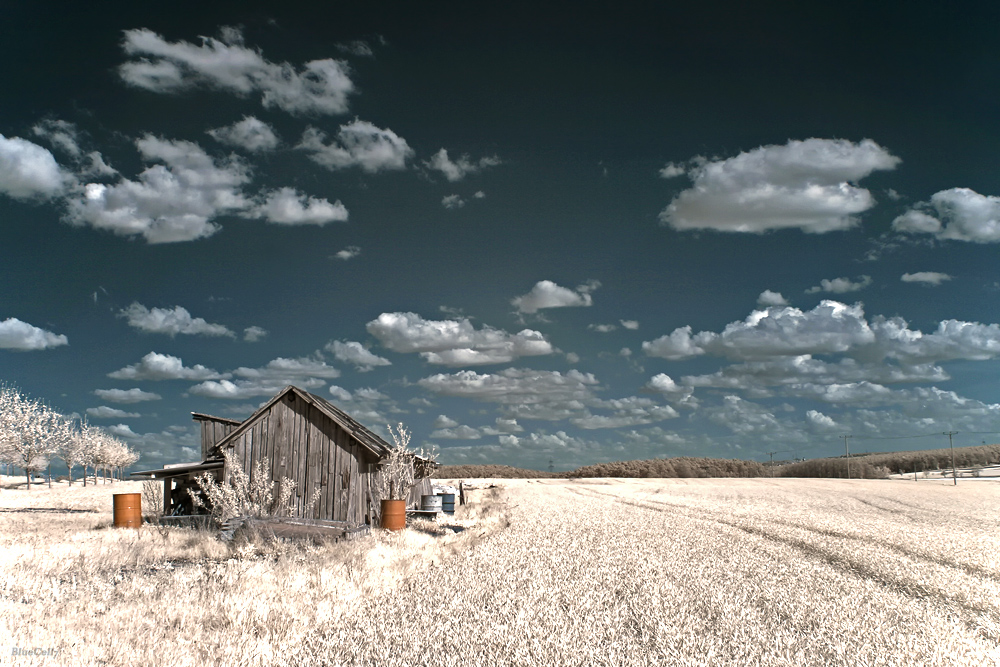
top-left (191, 412), bottom-right (242, 426)
top-left (206, 385), bottom-right (392, 460)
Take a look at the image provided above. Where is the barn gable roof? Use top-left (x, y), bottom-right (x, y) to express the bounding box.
top-left (191, 412), bottom-right (242, 426)
top-left (206, 385), bottom-right (392, 460)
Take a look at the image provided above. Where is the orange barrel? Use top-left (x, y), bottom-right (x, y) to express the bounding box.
top-left (113, 493), bottom-right (142, 529)
top-left (420, 494), bottom-right (443, 512)
top-left (380, 499), bottom-right (406, 530)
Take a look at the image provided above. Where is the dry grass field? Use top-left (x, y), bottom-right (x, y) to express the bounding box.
top-left (1, 475), bottom-right (998, 666)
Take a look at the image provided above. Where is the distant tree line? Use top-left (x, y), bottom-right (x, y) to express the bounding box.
top-left (434, 444), bottom-right (1000, 481)
top-left (434, 457), bottom-right (766, 479)
top-left (0, 383), bottom-right (139, 489)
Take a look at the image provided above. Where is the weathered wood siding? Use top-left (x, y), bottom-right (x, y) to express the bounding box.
top-left (226, 392), bottom-right (378, 524)
top-left (199, 419), bottom-right (239, 460)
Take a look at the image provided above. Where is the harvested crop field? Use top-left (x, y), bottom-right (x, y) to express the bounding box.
top-left (2, 477), bottom-right (999, 666)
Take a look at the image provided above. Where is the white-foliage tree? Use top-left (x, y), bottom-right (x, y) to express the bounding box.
top-left (374, 423), bottom-right (438, 501)
top-left (0, 384), bottom-right (65, 490)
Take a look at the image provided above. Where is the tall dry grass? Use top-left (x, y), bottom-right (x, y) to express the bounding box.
top-left (1, 475), bottom-right (998, 665)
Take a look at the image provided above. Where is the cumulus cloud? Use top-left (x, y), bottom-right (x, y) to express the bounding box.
top-left (424, 148), bottom-right (501, 181)
top-left (643, 301), bottom-right (875, 361)
top-left (86, 406), bottom-right (140, 419)
top-left (0, 318), bottom-right (68, 350)
top-left (757, 290), bottom-right (788, 307)
top-left (207, 116), bottom-right (279, 152)
top-left (511, 280), bottom-right (600, 314)
top-left (430, 425), bottom-right (483, 440)
top-left (0, 135), bottom-right (68, 200)
top-left (65, 135), bottom-right (250, 243)
top-left (119, 27), bottom-right (355, 115)
top-left (326, 340), bottom-right (391, 371)
top-left (659, 162), bottom-right (686, 178)
top-left (588, 324), bottom-right (617, 333)
top-left (805, 409), bottom-right (839, 430)
top-left (571, 397), bottom-right (678, 429)
top-left (119, 302), bottom-right (234, 337)
top-left (419, 368), bottom-right (599, 408)
top-left (333, 246), bottom-right (361, 260)
top-left (660, 138), bottom-right (899, 234)
top-left (298, 121), bottom-right (412, 173)
top-left (901, 272), bottom-right (952, 286)
top-left (243, 326), bottom-right (268, 342)
top-left (189, 377), bottom-right (321, 400)
top-left (620, 320), bottom-right (639, 330)
top-left (108, 352), bottom-right (226, 381)
top-left (893, 188), bottom-right (1000, 243)
top-left (108, 424), bottom-right (138, 439)
top-left (366, 312), bottom-right (552, 366)
top-left (93, 388), bottom-right (161, 403)
top-left (233, 356), bottom-right (341, 382)
top-left (252, 187), bottom-right (348, 225)
top-left (805, 275), bottom-right (872, 294)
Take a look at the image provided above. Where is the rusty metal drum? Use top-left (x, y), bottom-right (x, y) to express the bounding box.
top-left (380, 499), bottom-right (406, 530)
top-left (113, 493), bottom-right (142, 529)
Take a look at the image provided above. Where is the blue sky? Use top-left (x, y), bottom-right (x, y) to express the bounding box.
top-left (3, 2), bottom-right (1000, 471)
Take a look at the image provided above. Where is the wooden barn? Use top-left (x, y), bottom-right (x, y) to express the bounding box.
top-left (133, 385), bottom-right (433, 527)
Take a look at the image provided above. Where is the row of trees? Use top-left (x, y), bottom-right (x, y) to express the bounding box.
top-left (0, 384), bottom-right (139, 489)
top-left (434, 457), bottom-right (768, 479)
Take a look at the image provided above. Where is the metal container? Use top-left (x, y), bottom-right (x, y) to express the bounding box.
top-left (380, 499), bottom-right (406, 530)
top-left (439, 493), bottom-right (456, 514)
top-left (420, 494), bottom-right (443, 512)
top-left (113, 493), bottom-right (142, 529)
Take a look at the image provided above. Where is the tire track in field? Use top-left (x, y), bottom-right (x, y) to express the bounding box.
top-left (564, 484), bottom-right (1000, 643)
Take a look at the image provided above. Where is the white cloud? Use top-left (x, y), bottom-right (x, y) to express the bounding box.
top-left (511, 280), bottom-right (600, 314)
top-left (901, 272), bottom-right (952, 286)
top-left (645, 373), bottom-right (688, 394)
top-left (328, 385), bottom-right (353, 402)
top-left (643, 301), bottom-right (874, 361)
top-left (233, 356), bottom-right (341, 381)
top-left (424, 148), bottom-right (501, 181)
top-left (870, 316), bottom-right (1000, 364)
top-left (757, 290), bottom-right (788, 307)
top-left (0, 135), bottom-right (67, 200)
top-left (298, 121), bottom-right (412, 173)
top-left (32, 119), bottom-right (82, 157)
top-left (704, 395), bottom-right (791, 437)
top-left (336, 40), bottom-right (374, 57)
top-left (207, 116), bottom-right (279, 152)
top-left (0, 318), bottom-right (68, 350)
top-left (119, 302), bottom-right (234, 337)
top-left (805, 409), bottom-right (839, 431)
top-left (588, 323), bottom-right (617, 333)
top-left (571, 397), bottom-right (678, 429)
top-left (243, 326), bottom-right (268, 342)
top-left (430, 425), bottom-right (483, 440)
top-left (334, 246), bottom-right (361, 260)
top-left (65, 135), bottom-right (249, 243)
top-left (119, 27), bottom-right (355, 115)
top-left (252, 187), bottom-right (348, 225)
top-left (108, 352), bottom-right (226, 381)
top-left (367, 312), bottom-right (552, 365)
top-left (418, 368), bottom-right (599, 409)
top-left (659, 162), bottom-right (686, 178)
top-left (108, 424), bottom-right (138, 439)
top-left (805, 275), bottom-right (872, 294)
top-left (326, 340), bottom-right (391, 371)
top-left (660, 138), bottom-right (899, 234)
top-left (620, 320), bottom-right (640, 330)
top-left (473, 191), bottom-right (486, 199)
top-left (433, 415), bottom-right (459, 429)
top-left (189, 377), bottom-right (322, 400)
top-left (893, 188), bottom-right (1000, 243)
top-left (442, 194), bottom-right (464, 209)
top-left (93, 388), bottom-right (161, 403)
top-left (86, 406), bottom-right (140, 419)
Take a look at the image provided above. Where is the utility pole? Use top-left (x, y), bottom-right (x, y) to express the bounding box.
top-left (943, 431), bottom-right (958, 486)
top-left (767, 452), bottom-right (775, 478)
top-left (548, 458), bottom-right (554, 474)
top-left (842, 435), bottom-right (853, 480)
